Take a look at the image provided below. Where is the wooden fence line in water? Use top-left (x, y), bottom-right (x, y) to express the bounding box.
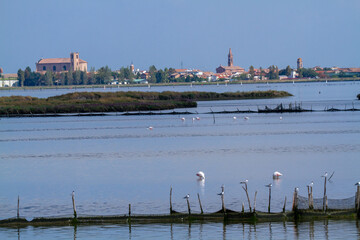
top-left (2, 187), bottom-right (360, 227)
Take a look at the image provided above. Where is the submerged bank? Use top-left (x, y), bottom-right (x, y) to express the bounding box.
top-left (0, 209), bottom-right (358, 227)
top-left (0, 90), bottom-right (291, 117)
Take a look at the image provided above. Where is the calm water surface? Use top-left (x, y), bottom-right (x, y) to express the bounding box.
top-left (0, 81), bottom-right (360, 239)
top-left (1, 220), bottom-right (360, 240)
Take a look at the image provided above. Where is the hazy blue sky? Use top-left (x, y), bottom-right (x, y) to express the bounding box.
top-left (1, 0), bottom-right (360, 73)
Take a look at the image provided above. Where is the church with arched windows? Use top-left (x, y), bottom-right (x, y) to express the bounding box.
top-left (36, 52), bottom-right (87, 73)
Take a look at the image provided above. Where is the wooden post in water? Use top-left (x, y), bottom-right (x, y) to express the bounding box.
top-left (241, 203), bottom-right (244, 213)
top-left (128, 204), bottom-right (131, 217)
top-left (197, 193), bottom-right (203, 214)
top-left (72, 191), bottom-right (77, 219)
top-left (307, 186), bottom-right (311, 209)
top-left (292, 188), bottom-right (298, 212)
top-left (282, 196), bottom-right (287, 213)
top-left (268, 186), bottom-right (272, 213)
top-left (310, 185), bottom-right (314, 210)
top-left (186, 197), bottom-right (191, 215)
top-left (170, 187), bottom-right (173, 214)
top-left (323, 176), bottom-right (327, 212)
top-left (357, 186), bottom-right (360, 217)
top-left (241, 182), bottom-right (252, 212)
top-left (17, 195), bottom-right (20, 219)
top-left (253, 191), bottom-right (257, 213)
top-left (356, 186), bottom-right (360, 212)
top-left (221, 185), bottom-right (226, 213)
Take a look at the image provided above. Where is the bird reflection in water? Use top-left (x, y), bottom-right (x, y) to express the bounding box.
top-left (197, 178), bottom-right (205, 195)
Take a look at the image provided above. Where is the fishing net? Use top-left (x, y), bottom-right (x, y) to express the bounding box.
top-left (297, 195), bottom-right (356, 210)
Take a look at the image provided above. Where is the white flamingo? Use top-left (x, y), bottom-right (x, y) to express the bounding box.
top-left (273, 171), bottom-right (283, 179)
top-left (196, 171), bottom-right (205, 180)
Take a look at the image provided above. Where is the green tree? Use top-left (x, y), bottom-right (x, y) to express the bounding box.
top-left (73, 70), bottom-right (81, 85)
top-left (300, 68), bottom-right (318, 78)
top-left (249, 65), bottom-right (255, 80)
top-left (155, 70), bottom-right (166, 83)
top-left (88, 67), bottom-right (96, 84)
top-left (67, 70), bottom-right (74, 85)
top-left (17, 69), bottom-right (25, 87)
top-left (266, 65), bottom-right (279, 80)
top-left (285, 65), bottom-right (292, 76)
top-left (148, 65), bottom-right (157, 83)
top-left (80, 71), bottom-right (88, 85)
top-left (60, 72), bottom-right (66, 85)
top-left (45, 71), bottom-right (53, 86)
top-left (298, 68), bottom-right (303, 78)
top-left (96, 66), bottom-right (112, 84)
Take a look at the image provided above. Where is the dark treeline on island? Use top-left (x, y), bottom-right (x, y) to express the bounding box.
top-left (0, 90), bottom-right (291, 116)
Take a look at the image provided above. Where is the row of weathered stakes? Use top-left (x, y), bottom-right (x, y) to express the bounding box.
top-left (169, 182), bottom-right (360, 216)
top-left (2, 177), bottom-right (360, 227)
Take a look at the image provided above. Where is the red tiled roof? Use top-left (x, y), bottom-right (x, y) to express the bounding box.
top-left (37, 58), bottom-right (87, 64)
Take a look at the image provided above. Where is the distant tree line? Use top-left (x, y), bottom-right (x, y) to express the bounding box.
top-left (16, 65), bottom-right (205, 87)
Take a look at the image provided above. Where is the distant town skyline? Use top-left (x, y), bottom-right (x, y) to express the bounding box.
top-left (1, 0), bottom-right (360, 73)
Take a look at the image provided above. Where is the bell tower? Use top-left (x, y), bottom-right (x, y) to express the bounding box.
top-left (70, 52), bottom-right (80, 71)
top-left (297, 58), bottom-right (303, 70)
top-left (228, 48), bottom-right (233, 67)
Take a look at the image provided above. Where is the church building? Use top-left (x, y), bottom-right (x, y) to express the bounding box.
top-left (216, 48), bottom-right (244, 75)
top-left (36, 52), bottom-right (87, 73)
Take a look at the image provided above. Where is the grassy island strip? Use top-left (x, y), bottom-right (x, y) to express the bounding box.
top-left (0, 90), bottom-right (291, 116)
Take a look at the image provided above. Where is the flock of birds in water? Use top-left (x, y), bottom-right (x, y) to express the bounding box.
top-left (147, 115), bottom-right (283, 130)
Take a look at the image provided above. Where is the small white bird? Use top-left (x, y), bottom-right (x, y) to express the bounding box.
top-left (72, 191), bottom-right (75, 197)
top-left (307, 181), bottom-right (314, 188)
top-left (181, 117), bottom-right (185, 121)
top-left (244, 116), bottom-right (249, 120)
top-left (147, 126), bottom-right (153, 130)
top-left (196, 117), bottom-right (200, 120)
top-left (321, 172), bottom-right (328, 178)
top-left (233, 116), bottom-right (237, 120)
top-left (184, 194), bottom-right (190, 199)
top-left (196, 171), bottom-right (205, 180)
top-left (295, 187), bottom-right (299, 192)
top-left (217, 191), bottom-right (224, 196)
top-left (265, 183), bottom-right (272, 188)
top-left (192, 117), bottom-right (196, 122)
top-left (355, 182), bottom-right (360, 186)
top-left (273, 171), bottom-right (283, 179)
top-left (279, 116), bottom-right (283, 120)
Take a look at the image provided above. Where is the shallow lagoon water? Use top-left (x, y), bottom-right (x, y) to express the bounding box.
top-left (0, 81), bottom-right (360, 239)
